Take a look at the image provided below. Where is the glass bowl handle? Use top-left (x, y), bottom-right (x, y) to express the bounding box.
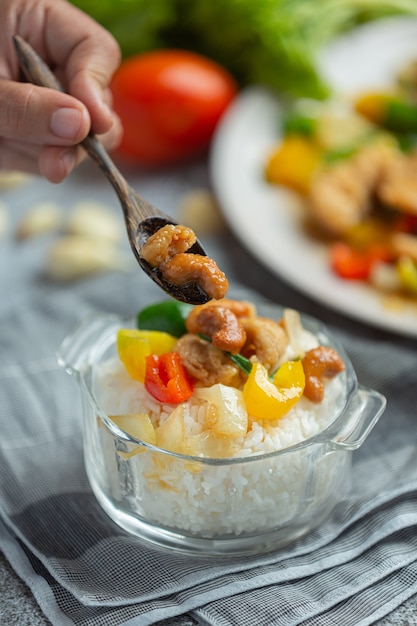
top-left (329, 386), bottom-right (386, 451)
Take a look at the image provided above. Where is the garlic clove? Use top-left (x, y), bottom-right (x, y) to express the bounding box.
top-left (45, 235), bottom-right (132, 281)
top-left (177, 188), bottom-right (225, 235)
top-left (16, 202), bottom-right (62, 240)
top-left (0, 171), bottom-right (31, 190)
top-left (66, 201), bottom-right (123, 243)
top-left (0, 201), bottom-right (9, 238)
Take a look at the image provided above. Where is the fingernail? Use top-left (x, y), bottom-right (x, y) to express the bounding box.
top-left (50, 108), bottom-right (83, 139)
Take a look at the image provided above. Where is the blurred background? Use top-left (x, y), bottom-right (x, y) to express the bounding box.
top-left (71, 0), bottom-right (417, 100)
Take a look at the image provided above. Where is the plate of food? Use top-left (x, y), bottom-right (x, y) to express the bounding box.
top-left (210, 17), bottom-right (417, 336)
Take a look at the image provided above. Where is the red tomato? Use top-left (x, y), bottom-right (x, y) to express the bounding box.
top-left (110, 49), bottom-right (238, 166)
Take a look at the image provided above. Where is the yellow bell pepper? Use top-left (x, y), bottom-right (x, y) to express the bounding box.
top-left (354, 92), bottom-right (392, 125)
top-left (397, 256), bottom-right (417, 296)
top-left (243, 360), bottom-right (305, 421)
top-left (117, 329), bottom-right (177, 382)
top-left (265, 136), bottom-right (321, 195)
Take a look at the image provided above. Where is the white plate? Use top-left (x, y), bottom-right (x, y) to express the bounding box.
top-left (210, 17), bottom-right (417, 337)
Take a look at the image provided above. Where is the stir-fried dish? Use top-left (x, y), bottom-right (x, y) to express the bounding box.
top-left (108, 298), bottom-right (345, 459)
top-left (266, 59), bottom-right (417, 300)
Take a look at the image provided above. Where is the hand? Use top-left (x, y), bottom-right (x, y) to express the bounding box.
top-left (0, 0), bottom-right (123, 182)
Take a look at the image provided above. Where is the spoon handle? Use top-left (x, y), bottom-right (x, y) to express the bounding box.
top-left (13, 35), bottom-right (129, 199)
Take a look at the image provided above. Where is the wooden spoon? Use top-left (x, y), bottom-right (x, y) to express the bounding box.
top-left (13, 35), bottom-right (212, 305)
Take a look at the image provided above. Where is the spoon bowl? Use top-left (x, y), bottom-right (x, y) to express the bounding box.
top-left (13, 35), bottom-right (211, 305)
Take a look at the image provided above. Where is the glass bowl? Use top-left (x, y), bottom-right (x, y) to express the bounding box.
top-left (57, 303), bottom-right (386, 556)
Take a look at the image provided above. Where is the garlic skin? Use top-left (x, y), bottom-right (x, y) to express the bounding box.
top-left (45, 235), bottom-right (132, 281)
top-left (66, 201), bottom-right (123, 243)
top-left (16, 202), bottom-right (62, 240)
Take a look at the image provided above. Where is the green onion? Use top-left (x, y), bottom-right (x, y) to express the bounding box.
top-left (197, 334), bottom-right (253, 375)
top-left (227, 352), bottom-right (253, 375)
top-left (283, 112), bottom-right (317, 137)
top-left (385, 99), bottom-right (417, 133)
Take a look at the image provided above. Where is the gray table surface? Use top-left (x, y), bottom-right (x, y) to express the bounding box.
top-left (1, 158), bottom-right (416, 625)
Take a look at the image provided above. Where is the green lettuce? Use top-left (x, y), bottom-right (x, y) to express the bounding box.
top-left (71, 0), bottom-right (417, 99)
top-left (70, 0), bottom-right (176, 57)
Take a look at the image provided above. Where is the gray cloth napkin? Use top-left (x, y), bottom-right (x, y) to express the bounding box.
top-left (0, 266), bottom-right (417, 626)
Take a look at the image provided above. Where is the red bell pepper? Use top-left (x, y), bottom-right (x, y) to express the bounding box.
top-left (330, 241), bottom-right (392, 280)
top-left (144, 352), bottom-right (193, 404)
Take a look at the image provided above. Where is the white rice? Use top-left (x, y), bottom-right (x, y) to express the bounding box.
top-left (90, 356), bottom-right (347, 537)
top-left (96, 356), bottom-right (343, 455)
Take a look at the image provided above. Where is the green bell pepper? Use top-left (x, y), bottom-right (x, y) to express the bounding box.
top-left (137, 300), bottom-right (193, 338)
